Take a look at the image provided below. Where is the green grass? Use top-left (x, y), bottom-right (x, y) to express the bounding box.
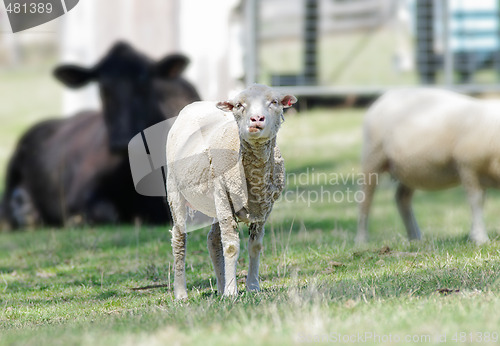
top-left (0, 108), bottom-right (499, 345)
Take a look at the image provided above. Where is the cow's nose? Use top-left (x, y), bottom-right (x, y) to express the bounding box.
top-left (250, 115), bottom-right (265, 122)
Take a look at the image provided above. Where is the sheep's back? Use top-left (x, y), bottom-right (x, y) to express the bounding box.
top-left (166, 101), bottom-right (247, 217)
top-left (362, 88), bottom-right (498, 189)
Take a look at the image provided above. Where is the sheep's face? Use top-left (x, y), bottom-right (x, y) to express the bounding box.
top-left (216, 84), bottom-right (297, 142)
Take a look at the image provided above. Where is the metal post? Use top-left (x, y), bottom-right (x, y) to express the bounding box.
top-left (245, 0), bottom-right (258, 86)
top-left (304, 0), bottom-right (318, 85)
top-left (442, 0), bottom-right (454, 87)
top-left (416, 0), bottom-right (436, 84)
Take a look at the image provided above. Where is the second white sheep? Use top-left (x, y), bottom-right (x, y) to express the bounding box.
top-left (357, 88), bottom-right (499, 245)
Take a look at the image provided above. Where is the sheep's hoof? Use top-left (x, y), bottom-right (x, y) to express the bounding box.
top-left (354, 233), bottom-right (368, 245)
top-left (246, 283), bottom-right (260, 292)
top-left (470, 235), bottom-right (489, 246)
top-left (407, 230), bottom-right (422, 241)
top-left (223, 286), bottom-right (238, 297)
top-left (174, 290), bottom-right (188, 300)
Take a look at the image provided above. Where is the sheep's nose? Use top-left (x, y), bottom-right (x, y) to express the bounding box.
top-left (250, 115), bottom-right (265, 123)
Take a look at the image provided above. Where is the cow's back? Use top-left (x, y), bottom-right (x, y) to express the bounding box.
top-left (5, 111), bottom-right (109, 224)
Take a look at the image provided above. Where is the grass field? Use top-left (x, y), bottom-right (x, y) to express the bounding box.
top-left (0, 99), bottom-right (499, 344)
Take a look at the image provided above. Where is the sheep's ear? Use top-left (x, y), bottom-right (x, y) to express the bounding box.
top-left (216, 101), bottom-right (234, 112)
top-left (53, 65), bottom-right (95, 88)
top-left (280, 95), bottom-right (297, 108)
top-left (155, 54), bottom-right (189, 79)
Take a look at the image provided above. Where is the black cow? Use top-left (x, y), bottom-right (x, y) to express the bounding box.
top-left (1, 42), bottom-right (200, 228)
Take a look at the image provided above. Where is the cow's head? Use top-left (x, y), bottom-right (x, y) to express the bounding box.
top-left (54, 42), bottom-right (200, 152)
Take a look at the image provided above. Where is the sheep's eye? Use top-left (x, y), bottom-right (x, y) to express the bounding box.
top-left (270, 99), bottom-right (279, 107)
top-left (235, 103), bottom-right (243, 109)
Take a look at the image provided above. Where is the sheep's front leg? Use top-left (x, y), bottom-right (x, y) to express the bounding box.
top-left (395, 183), bottom-right (421, 241)
top-left (219, 217), bottom-right (240, 296)
top-left (207, 222), bottom-right (225, 294)
top-left (467, 187), bottom-right (487, 244)
top-left (213, 178), bottom-right (240, 296)
top-left (459, 168), bottom-right (489, 244)
top-left (247, 222), bottom-right (265, 291)
top-left (167, 182), bottom-right (188, 300)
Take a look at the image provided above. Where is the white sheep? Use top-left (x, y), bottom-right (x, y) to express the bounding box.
top-left (166, 84), bottom-right (297, 299)
top-left (357, 88), bottom-right (499, 245)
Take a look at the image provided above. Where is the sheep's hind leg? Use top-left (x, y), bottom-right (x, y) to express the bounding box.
top-left (207, 222), bottom-right (225, 294)
top-left (247, 222), bottom-right (265, 291)
top-left (459, 168), bottom-right (489, 244)
top-left (395, 183), bottom-right (421, 241)
top-left (168, 188), bottom-right (188, 300)
top-left (356, 170), bottom-right (378, 244)
top-left (219, 217), bottom-right (240, 296)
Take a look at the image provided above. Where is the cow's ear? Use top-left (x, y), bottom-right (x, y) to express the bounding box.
top-left (155, 54), bottom-right (189, 79)
top-left (53, 65), bottom-right (95, 88)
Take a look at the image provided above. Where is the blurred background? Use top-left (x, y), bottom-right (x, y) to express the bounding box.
top-left (2, 0), bottom-right (500, 217)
